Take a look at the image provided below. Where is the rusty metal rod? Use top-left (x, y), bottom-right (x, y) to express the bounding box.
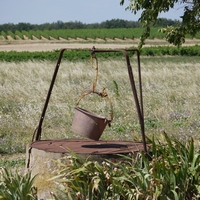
top-left (35, 48), bottom-right (66, 141)
top-left (123, 50), bottom-right (146, 153)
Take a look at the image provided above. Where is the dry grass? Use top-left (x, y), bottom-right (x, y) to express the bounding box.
top-left (0, 56), bottom-right (200, 155)
top-left (142, 57), bottom-right (200, 140)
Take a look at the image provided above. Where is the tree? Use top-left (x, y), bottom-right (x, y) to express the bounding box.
top-left (120, 0), bottom-right (200, 47)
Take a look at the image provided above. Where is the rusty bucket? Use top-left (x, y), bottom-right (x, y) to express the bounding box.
top-left (71, 107), bottom-right (111, 141)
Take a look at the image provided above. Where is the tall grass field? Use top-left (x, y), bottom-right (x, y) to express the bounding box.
top-left (1, 56), bottom-right (200, 156)
top-left (1, 54), bottom-right (200, 199)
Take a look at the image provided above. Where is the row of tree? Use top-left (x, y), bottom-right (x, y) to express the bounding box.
top-left (0, 18), bottom-right (180, 33)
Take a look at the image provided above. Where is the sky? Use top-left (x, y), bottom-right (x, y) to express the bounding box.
top-left (1, 0), bottom-right (184, 25)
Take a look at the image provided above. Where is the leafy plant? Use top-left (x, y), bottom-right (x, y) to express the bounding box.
top-left (1, 46), bottom-right (200, 62)
top-left (52, 133), bottom-right (200, 199)
top-left (0, 168), bottom-right (37, 200)
top-left (51, 152), bottom-right (126, 200)
top-left (124, 133), bottom-right (200, 199)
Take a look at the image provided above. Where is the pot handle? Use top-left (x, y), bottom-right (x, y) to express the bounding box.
top-left (75, 88), bottom-right (113, 124)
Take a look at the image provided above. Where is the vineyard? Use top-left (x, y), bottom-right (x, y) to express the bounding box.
top-left (0, 28), bottom-right (160, 40)
top-left (1, 27), bottom-right (200, 41)
top-left (1, 27), bottom-right (200, 61)
top-left (1, 46), bottom-right (200, 62)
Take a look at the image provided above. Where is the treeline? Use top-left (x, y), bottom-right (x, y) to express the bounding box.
top-left (0, 18), bottom-right (180, 33)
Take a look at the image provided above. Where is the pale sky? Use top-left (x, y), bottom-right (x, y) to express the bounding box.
top-left (1, 0), bottom-right (184, 25)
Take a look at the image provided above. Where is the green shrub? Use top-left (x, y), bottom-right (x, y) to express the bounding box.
top-left (7, 31), bottom-right (15, 39)
top-left (52, 133), bottom-right (200, 199)
top-left (15, 30), bottom-right (24, 39)
top-left (0, 31), bottom-right (7, 39)
top-left (1, 46), bottom-right (200, 62)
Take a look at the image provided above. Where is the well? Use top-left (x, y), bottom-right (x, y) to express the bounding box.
top-left (27, 139), bottom-right (147, 199)
top-left (26, 47), bottom-right (148, 200)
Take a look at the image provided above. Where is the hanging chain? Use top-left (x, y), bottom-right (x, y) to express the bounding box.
top-left (75, 53), bottom-right (113, 122)
top-left (90, 53), bottom-right (98, 93)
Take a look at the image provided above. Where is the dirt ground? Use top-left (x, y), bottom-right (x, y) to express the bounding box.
top-left (0, 37), bottom-right (141, 51)
top-left (0, 38), bottom-right (199, 52)
top-left (0, 42), bottom-right (135, 52)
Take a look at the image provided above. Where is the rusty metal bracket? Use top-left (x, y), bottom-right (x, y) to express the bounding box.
top-left (33, 47), bottom-right (147, 153)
